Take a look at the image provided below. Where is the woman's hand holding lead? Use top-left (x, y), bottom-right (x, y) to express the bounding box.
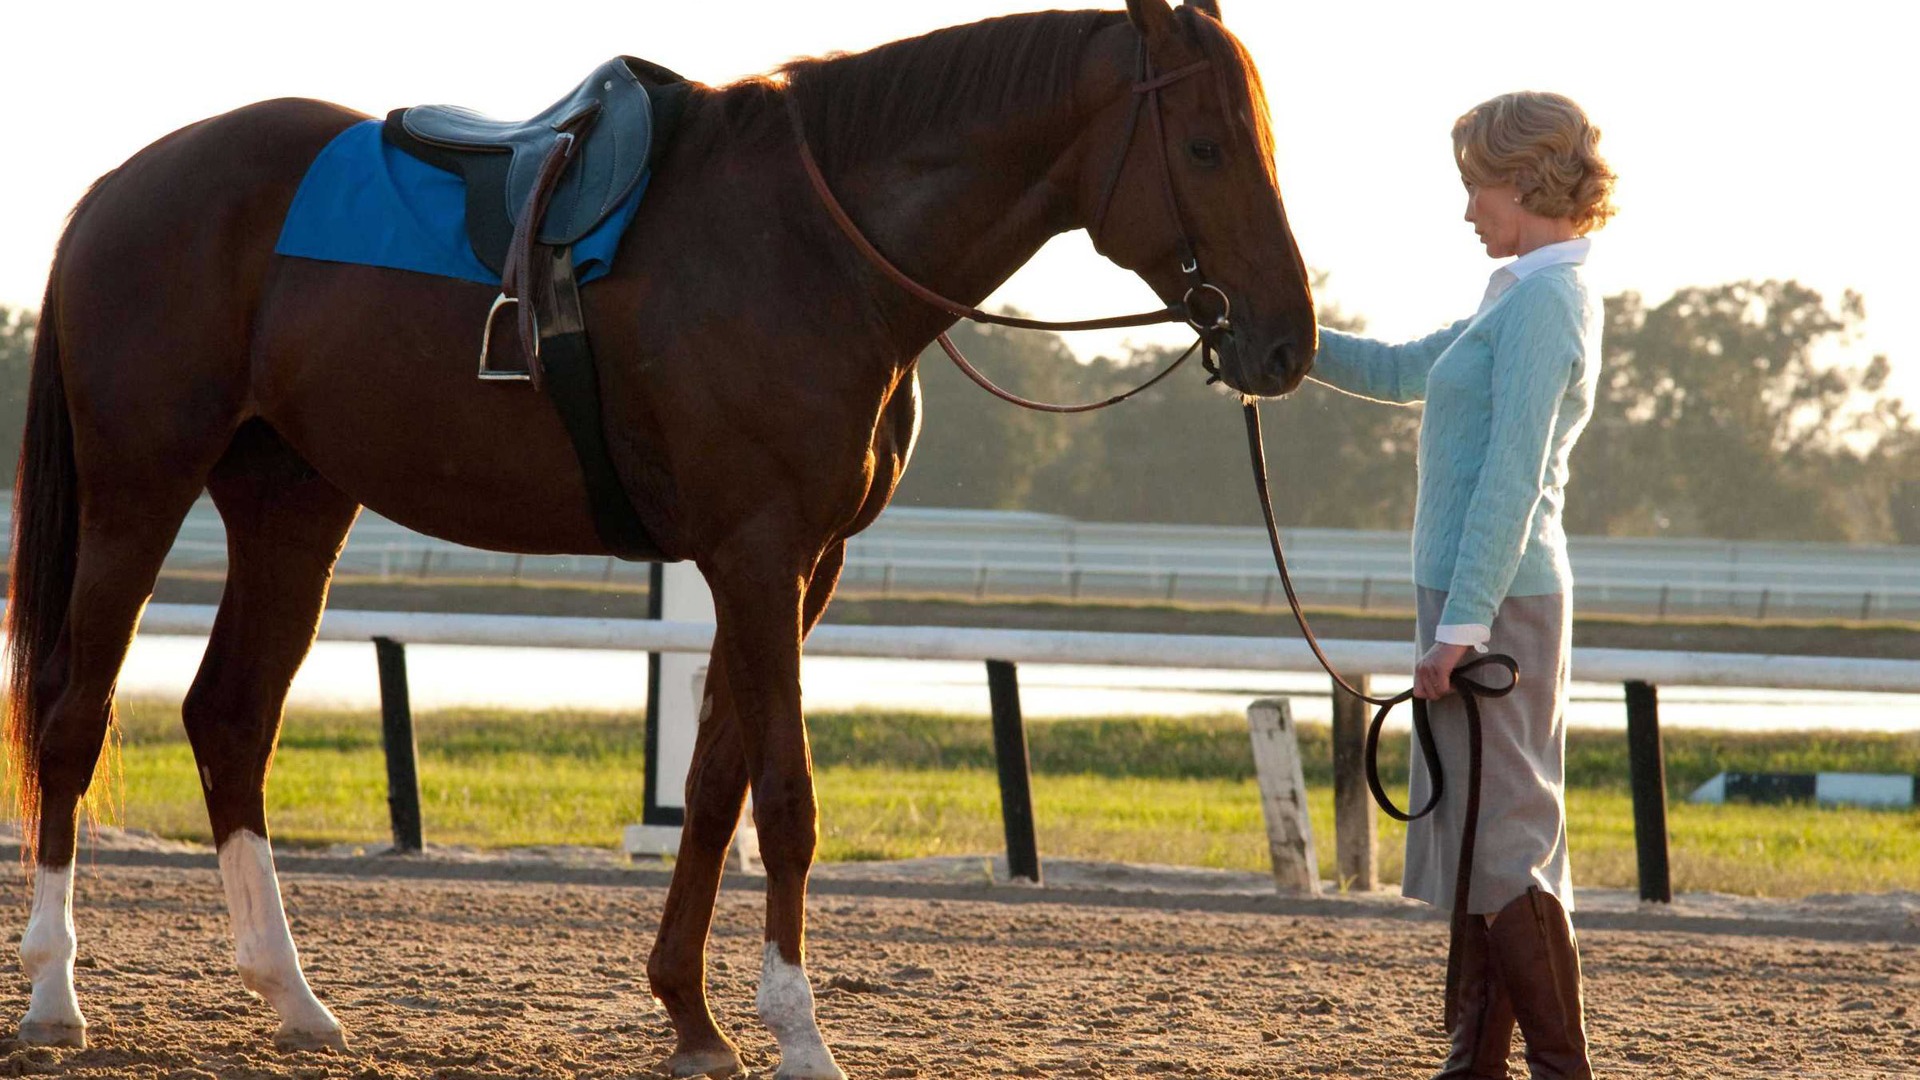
top-left (1414, 641), bottom-right (1475, 700)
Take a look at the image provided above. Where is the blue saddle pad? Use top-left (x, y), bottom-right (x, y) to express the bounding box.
top-left (274, 120), bottom-right (646, 286)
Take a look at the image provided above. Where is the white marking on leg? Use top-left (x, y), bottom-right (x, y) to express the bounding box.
top-left (219, 830), bottom-right (347, 1049)
top-left (18, 864), bottom-right (86, 1044)
top-left (756, 941), bottom-right (844, 1080)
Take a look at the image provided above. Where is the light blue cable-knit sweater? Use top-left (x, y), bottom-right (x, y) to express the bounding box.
top-left (1311, 264), bottom-right (1602, 629)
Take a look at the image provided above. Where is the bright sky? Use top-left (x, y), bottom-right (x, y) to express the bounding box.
top-left (2, 1), bottom-right (1913, 403)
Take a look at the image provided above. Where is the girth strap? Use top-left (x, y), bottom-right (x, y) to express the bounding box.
top-left (534, 247), bottom-right (660, 561)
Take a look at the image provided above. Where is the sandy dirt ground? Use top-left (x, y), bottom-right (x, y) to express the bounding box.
top-left (0, 855), bottom-right (1915, 1080)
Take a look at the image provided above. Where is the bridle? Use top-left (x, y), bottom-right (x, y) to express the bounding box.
top-left (793, 27), bottom-right (1520, 1003)
top-left (786, 36), bottom-right (1232, 412)
top-left (1087, 45), bottom-right (1234, 363)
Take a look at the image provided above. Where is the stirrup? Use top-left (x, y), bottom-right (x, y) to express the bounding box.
top-left (478, 293), bottom-right (537, 381)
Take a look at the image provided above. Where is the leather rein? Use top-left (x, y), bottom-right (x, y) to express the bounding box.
top-left (787, 41), bottom-right (1231, 413)
top-left (793, 31), bottom-right (1521, 1002)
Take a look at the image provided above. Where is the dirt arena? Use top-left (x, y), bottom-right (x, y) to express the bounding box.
top-left (1, 853), bottom-right (1914, 1079)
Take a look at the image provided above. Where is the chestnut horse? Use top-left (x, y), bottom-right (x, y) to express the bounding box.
top-left (5, 1), bottom-right (1313, 1074)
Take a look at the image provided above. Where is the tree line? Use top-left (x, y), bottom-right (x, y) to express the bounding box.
top-left (1, 278), bottom-right (1911, 545)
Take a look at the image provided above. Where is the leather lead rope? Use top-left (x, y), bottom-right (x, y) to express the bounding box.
top-left (1242, 399), bottom-right (1519, 1028)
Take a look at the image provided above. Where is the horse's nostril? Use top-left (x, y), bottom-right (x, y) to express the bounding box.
top-left (1267, 339), bottom-right (1296, 374)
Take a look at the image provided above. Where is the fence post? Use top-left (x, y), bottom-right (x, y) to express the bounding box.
top-left (985, 660), bottom-right (1041, 884)
top-left (1625, 680), bottom-right (1672, 903)
top-left (1246, 699), bottom-right (1319, 895)
top-left (372, 637), bottom-right (424, 853)
top-left (1330, 675), bottom-right (1377, 891)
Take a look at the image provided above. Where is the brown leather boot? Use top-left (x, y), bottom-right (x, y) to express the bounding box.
top-left (1432, 914), bottom-right (1515, 1078)
top-left (1487, 888), bottom-right (1593, 1080)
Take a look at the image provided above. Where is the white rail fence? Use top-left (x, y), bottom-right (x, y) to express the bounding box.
top-left (37, 499), bottom-right (1913, 621)
top-left (126, 603), bottom-right (1920, 693)
top-left (142, 535), bottom-right (1920, 621)
top-left (125, 603), bottom-right (1920, 901)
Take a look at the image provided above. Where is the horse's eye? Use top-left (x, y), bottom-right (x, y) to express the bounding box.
top-left (1187, 139), bottom-right (1223, 168)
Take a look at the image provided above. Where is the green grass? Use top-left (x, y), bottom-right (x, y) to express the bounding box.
top-left (70, 701), bottom-right (1920, 898)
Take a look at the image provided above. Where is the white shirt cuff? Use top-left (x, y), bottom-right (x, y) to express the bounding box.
top-left (1435, 623), bottom-right (1491, 652)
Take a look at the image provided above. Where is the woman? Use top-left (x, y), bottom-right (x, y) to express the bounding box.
top-left (1310, 91), bottom-right (1615, 1080)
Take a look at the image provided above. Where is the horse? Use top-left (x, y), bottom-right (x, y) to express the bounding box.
top-left (4, 1), bottom-right (1314, 1074)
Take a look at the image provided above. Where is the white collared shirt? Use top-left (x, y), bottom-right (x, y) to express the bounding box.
top-left (1439, 236), bottom-right (1593, 653)
top-left (1477, 236), bottom-right (1592, 314)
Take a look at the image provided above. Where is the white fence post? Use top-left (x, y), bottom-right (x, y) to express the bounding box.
top-left (1246, 698), bottom-right (1319, 895)
top-left (1330, 675), bottom-right (1377, 892)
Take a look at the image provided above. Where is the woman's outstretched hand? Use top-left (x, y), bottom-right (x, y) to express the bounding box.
top-left (1414, 641), bottom-right (1476, 700)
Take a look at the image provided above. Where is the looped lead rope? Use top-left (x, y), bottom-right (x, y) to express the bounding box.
top-left (1362, 655), bottom-right (1518, 823)
top-left (1242, 398), bottom-right (1523, 1028)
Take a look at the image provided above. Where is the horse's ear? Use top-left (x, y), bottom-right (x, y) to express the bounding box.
top-left (1184, 0), bottom-right (1223, 22)
top-left (1125, 0), bottom-right (1178, 38)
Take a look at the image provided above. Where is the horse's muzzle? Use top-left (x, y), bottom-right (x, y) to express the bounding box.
top-left (1217, 333), bottom-right (1310, 397)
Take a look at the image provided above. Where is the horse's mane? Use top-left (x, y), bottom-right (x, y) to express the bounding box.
top-left (763, 10), bottom-right (1123, 172)
top-left (703, 8), bottom-right (1274, 184)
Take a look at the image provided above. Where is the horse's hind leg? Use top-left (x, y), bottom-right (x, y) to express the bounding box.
top-left (17, 476), bottom-right (212, 1047)
top-left (179, 421), bottom-right (359, 1051)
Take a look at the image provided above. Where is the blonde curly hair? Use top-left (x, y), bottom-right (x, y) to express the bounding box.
top-left (1453, 91), bottom-right (1617, 234)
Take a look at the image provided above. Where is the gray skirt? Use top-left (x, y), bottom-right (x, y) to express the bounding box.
top-left (1402, 587), bottom-right (1574, 914)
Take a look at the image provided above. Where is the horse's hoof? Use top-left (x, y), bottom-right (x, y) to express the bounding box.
top-left (16, 1019), bottom-right (87, 1048)
top-left (664, 1046), bottom-right (743, 1077)
top-left (274, 1022), bottom-right (350, 1053)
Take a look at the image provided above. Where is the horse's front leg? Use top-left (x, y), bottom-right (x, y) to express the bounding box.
top-left (706, 542), bottom-right (845, 1080)
top-left (649, 650), bottom-right (750, 1078)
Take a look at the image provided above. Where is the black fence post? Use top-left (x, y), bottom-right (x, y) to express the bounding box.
top-left (1624, 680), bottom-right (1672, 903)
top-left (372, 637), bottom-right (425, 853)
top-left (985, 659), bottom-right (1041, 884)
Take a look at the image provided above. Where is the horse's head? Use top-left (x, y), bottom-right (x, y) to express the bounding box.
top-left (1084, 0), bottom-right (1316, 397)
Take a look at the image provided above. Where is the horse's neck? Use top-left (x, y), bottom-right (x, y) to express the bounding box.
top-left (828, 103), bottom-right (1096, 348)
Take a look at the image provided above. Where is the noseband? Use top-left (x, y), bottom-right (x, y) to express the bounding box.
top-left (787, 37), bottom-right (1231, 411)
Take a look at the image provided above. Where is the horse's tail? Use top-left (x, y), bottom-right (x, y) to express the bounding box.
top-left (4, 230), bottom-right (85, 862)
